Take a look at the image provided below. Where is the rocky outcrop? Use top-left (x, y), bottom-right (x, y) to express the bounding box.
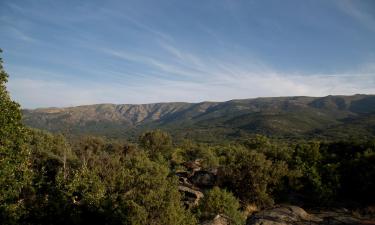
top-left (177, 159), bottom-right (219, 207)
top-left (246, 205), bottom-right (322, 225)
top-left (201, 214), bottom-right (231, 225)
top-left (178, 176), bottom-right (194, 188)
top-left (183, 159), bottom-right (203, 173)
top-left (180, 159), bottom-right (218, 188)
top-left (309, 208), bottom-right (363, 225)
top-left (190, 170), bottom-right (217, 188)
top-left (246, 205), bottom-right (372, 225)
top-left (178, 185), bottom-right (204, 208)
top-left (177, 160), bottom-right (203, 208)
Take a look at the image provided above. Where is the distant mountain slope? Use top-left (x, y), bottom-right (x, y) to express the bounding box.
top-left (22, 95), bottom-right (375, 142)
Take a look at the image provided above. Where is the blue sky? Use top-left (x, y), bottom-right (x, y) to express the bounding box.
top-left (1, 0), bottom-right (375, 108)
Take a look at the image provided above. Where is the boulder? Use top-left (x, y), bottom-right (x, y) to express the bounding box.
top-left (178, 176), bottom-right (194, 188)
top-left (246, 205), bottom-right (322, 225)
top-left (201, 214), bottom-right (231, 225)
top-left (178, 185), bottom-right (204, 208)
top-left (176, 171), bottom-right (191, 178)
top-left (190, 170), bottom-right (217, 187)
top-left (183, 159), bottom-right (202, 173)
top-left (310, 209), bottom-right (363, 225)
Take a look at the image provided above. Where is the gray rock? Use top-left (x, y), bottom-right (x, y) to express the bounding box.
top-left (178, 176), bottom-right (194, 188)
top-left (201, 214), bottom-right (231, 225)
top-left (247, 205), bottom-right (322, 225)
top-left (178, 185), bottom-right (204, 208)
top-left (183, 159), bottom-right (202, 173)
top-left (310, 209), bottom-right (363, 225)
top-left (190, 170), bottom-right (217, 187)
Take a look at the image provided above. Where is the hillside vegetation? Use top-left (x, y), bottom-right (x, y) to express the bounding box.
top-left (23, 95), bottom-right (375, 142)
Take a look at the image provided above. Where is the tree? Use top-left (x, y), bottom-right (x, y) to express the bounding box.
top-left (139, 130), bottom-right (173, 159)
top-left (172, 141), bottom-right (219, 169)
top-left (198, 187), bottom-right (245, 225)
top-left (0, 49), bottom-right (31, 222)
top-left (109, 152), bottom-right (196, 225)
top-left (61, 149), bottom-right (197, 225)
top-left (219, 146), bottom-right (288, 207)
top-left (291, 142), bottom-right (326, 202)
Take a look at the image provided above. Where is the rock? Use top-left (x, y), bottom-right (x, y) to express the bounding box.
top-left (310, 209), bottom-right (363, 225)
top-left (201, 214), bottom-right (231, 225)
top-left (178, 176), bottom-right (194, 188)
top-left (243, 204), bottom-right (259, 218)
top-left (178, 185), bottom-right (204, 208)
top-left (176, 171), bottom-right (191, 178)
top-left (190, 170), bottom-right (217, 188)
top-left (246, 205), bottom-right (322, 225)
top-left (183, 159), bottom-right (202, 173)
top-left (247, 219), bottom-right (287, 225)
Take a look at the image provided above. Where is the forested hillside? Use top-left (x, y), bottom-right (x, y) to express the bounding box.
top-left (23, 95), bottom-right (375, 142)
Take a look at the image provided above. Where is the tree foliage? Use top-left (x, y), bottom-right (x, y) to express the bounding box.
top-left (0, 49), bottom-right (31, 223)
top-left (218, 144), bottom-right (288, 207)
top-left (198, 187), bottom-right (245, 225)
top-left (139, 129), bottom-right (172, 159)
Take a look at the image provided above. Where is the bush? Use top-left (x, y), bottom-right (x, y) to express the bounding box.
top-left (63, 151), bottom-right (197, 225)
top-left (139, 130), bottom-right (173, 159)
top-left (198, 187), bottom-right (245, 225)
top-left (219, 146), bottom-right (288, 207)
top-left (172, 140), bottom-right (219, 169)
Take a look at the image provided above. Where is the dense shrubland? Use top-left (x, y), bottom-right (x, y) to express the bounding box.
top-left (2, 129), bottom-right (374, 224)
top-left (1, 52), bottom-right (374, 224)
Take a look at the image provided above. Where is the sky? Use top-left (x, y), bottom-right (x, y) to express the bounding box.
top-left (1, 0), bottom-right (375, 108)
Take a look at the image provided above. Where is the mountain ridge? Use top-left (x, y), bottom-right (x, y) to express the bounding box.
top-left (22, 94), bottom-right (375, 142)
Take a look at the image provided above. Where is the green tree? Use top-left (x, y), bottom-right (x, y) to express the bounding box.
top-left (0, 49), bottom-right (31, 222)
top-left (219, 146), bottom-right (288, 207)
top-left (172, 140), bottom-right (219, 169)
top-left (139, 130), bottom-right (173, 159)
top-left (198, 187), bottom-right (245, 225)
top-left (291, 142), bottom-right (326, 202)
top-left (106, 152), bottom-right (196, 225)
top-left (62, 150), bottom-right (197, 225)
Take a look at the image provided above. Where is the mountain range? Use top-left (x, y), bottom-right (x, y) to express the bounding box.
top-left (22, 94), bottom-right (375, 142)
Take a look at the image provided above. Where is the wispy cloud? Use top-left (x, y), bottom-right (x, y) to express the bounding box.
top-left (337, 0), bottom-right (375, 32)
top-left (0, 13), bottom-right (38, 43)
top-left (5, 21), bottom-right (375, 108)
top-left (10, 32), bottom-right (374, 108)
top-left (8, 59), bottom-right (375, 109)
top-left (2, 0), bottom-right (374, 108)
top-left (158, 42), bottom-right (204, 67)
top-left (9, 27), bottom-right (37, 42)
top-left (99, 47), bottom-right (208, 79)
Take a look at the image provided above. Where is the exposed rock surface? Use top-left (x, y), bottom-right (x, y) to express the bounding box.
top-left (190, 170), bottom-right (217, 188)
top-left (201, 214), bottom-right (231, 225)
top-left (177, 159), bottom-right (219, 207)
top-left (246, 205), bottom-right (322, 225)
top-left (246, 205), bottom-right (372, 225)
top-left (183, 159), bottom-right (203, 173)
top-left (178, 185), bottom-right (204, 208)
top-left (309, 208), bottom-right (364, 225)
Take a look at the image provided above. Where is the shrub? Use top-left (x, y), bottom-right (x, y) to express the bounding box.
top-left (139, 130), bottom-right (173, 159)
top-left (219, 146), bottom-right (288, 207)
top-left (198, 187), bottom-right (245, 225)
